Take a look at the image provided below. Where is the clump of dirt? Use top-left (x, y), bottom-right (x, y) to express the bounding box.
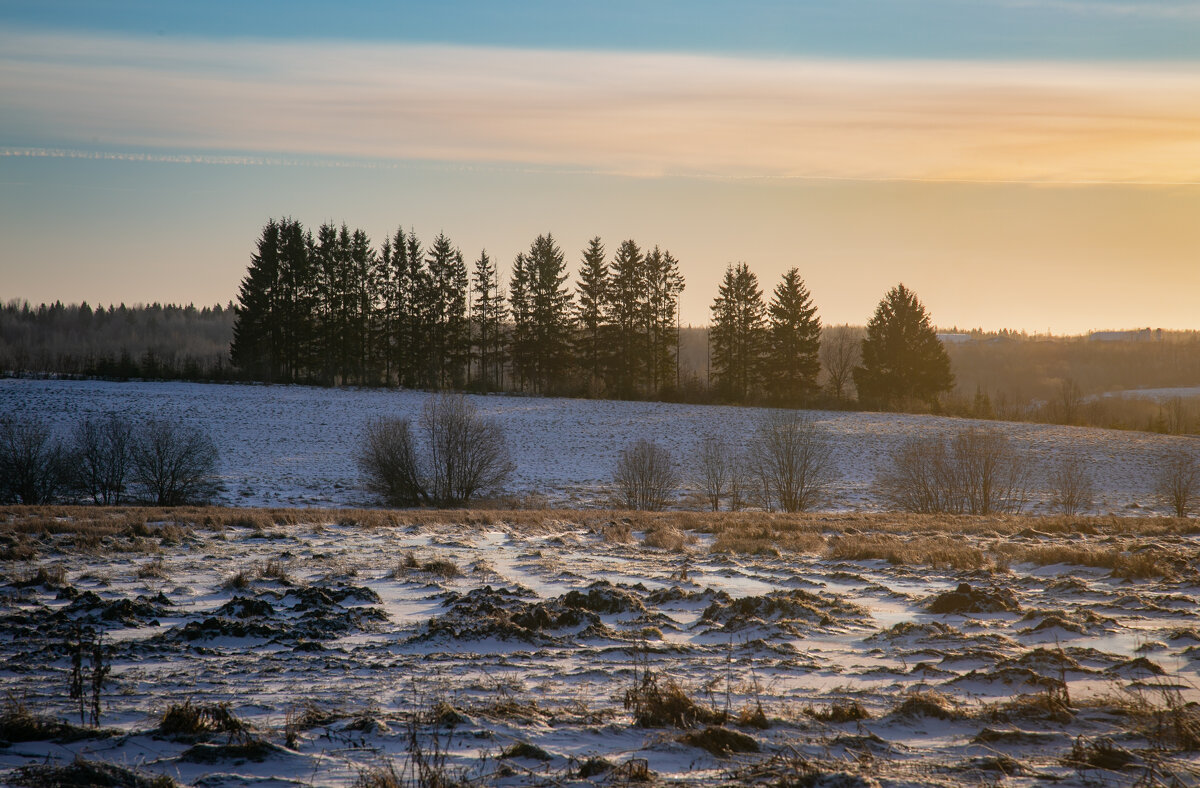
top-left (56, 591), bottom-right (172, 627)
top-left (169, 582), bottom-right (387, 644)
top-left (500, 741), bottom-right (552, 761)
top-left (891, 690), bottom-right (960, 720)
top-left (700, 589), bottom-right (867, 634)
top-left (1019, 607), bottom-right (1114, 635)
top-left (680, 725), bottom-right (759, 756)
top-left (561, 580), bottom-right (645, 614)
top-left (1105, 656), bottom-right (1165, 677)
top-left (418, 586), bottom-right (600, 643)
top-left (180, 737), bottom-right (283, 764)
top-left (927, 583), bottom-right (1019, 614)
top-left (0, 701), bottom-right (114, 744)
top-left (214, 596), bottom-right (274, 618)
top-left (645, 586), bottom-right (730, 605)
top-left (1064, 736), bottom-right (1138, 771)
top-left (7, 758), bottom-right (178, 788)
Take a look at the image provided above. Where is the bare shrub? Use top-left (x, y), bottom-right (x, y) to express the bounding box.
top-left (71, 413), bottom-right (133, 505)
top-left (820, 324), bottom-right (862, 401)
top-left (746, 411), bottom-right (837, 513)
top-left (1155, 449), bottom-right (1199, 517)
top-left (1049, 452), bottom-right (1094, 516)
top-left (953, 428), bottom-right (1031, 515)
top-left (358, 392), bottom-right (512, 508)
top-left (358, 417), bottom-right (425, 506)
top-left (691, 436), bottom-right (734, 511)
top-left (879, 435), bottom-right (957, 513)
top-left (0, 414), bottom-right (70, 504)
top-left (129, 419), bottom-right (218, 506)
top-left (424, 392), bottom-right (512, 506)
top-left (614, 439), bottom-right (678, 511)
top-left (880, 427), bottom-right (1028, 514)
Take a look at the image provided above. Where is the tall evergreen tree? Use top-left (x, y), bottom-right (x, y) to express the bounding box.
top-left (644, 246), bottom-right (685, 395)
top-left (574, 237), bottom-right (609, 393)
top-left (276, 218), bottom-right (314, 383)
top-left (509, 234), bottom-right (574, 393)
top-left (425, 232), bottom-right (469, 388)
top-left (853, 283), bottom-right (954, 407)
top-left (766, 268), bottom-right (821, 405)
top-left (231, 219), bottom-right (281, 381)
top-left (471, 250), bottom-right (506, 391)
top-left (604, 239), bottom-right (648, 398)
top-left (709, 263), bottom-right (767, 402)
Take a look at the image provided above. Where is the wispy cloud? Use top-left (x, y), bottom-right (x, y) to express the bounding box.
top-left (2, 29), bottom-right (1199, 183)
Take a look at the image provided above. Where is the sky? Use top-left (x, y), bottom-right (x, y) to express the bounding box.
top-left (2, 1), bottom-right (1199, 333)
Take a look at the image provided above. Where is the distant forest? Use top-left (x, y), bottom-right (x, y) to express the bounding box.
top-left (5, 216), bottom-right (1200, 435)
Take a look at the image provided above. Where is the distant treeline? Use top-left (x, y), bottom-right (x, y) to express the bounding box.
top-left (0, 300), bottom-right (236, 381)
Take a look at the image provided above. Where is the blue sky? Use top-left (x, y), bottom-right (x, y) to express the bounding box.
top-left (2, 1), bottom-right (1199, 332)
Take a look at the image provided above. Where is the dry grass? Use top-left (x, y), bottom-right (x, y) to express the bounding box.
top-left (623, 666), bottom-right (725, 728)
top-left (641, 523), bottom-right (696, 552)
top-left (157, 700), bottom-right (248, 739)
top-left (994, 542), bottom-right (1177, 580)
top-left (1084, 685), bottom-right (1200, 751)
top-left (803, 699), bottom-right (871, 723)
top-left (827, 534), bottom-right (991, 571)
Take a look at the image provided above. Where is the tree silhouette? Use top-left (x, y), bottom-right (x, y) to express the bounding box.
top-left (766, 268), bottom-right (821, 405)
top-left (710, 263), bottom-right (767, 402)
top-left (853, 283), bottom-right (953, 407)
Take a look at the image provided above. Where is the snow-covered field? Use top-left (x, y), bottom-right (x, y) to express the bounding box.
top-left (1, 513), bottom-right (1198, 786)
top-left (1, 378), bottom-right (1196, 513)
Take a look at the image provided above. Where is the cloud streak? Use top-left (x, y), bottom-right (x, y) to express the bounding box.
top-left (2, 29), bottom-right (1199, 183)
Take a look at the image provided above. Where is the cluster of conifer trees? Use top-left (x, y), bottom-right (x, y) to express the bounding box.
top-left (230, 218), bottom-right (954, 405)
top-left (231, 219), bottom-right (695, 397)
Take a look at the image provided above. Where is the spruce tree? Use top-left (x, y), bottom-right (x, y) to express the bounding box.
top-left (853, 283), bottom-right (954, 407)
top-left (574, 237), bottom-right (609, 393)
top-left (471, 250), bottom-right (506, 390)
top-left (604, 239), bottom-right (648, 398)
top-left (231, 219), bottom-right (281, 381)
top-left (644, 246), bottom-right (685, 395)
top-left (509, 234), bottom-right (573, 393)
top-left (709, 263), bottom-right (767, 402)
top-left (426, 232), bottom-right (469, 388)
top-left (766, 268), bottom-right (821, 405)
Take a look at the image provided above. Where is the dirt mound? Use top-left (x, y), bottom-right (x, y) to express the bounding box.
top-left (645, 586), bottom-right (730, 606)
top-left (418, 585), bottom-right (608, 644)
top-left (927, 583), bottom-right (1019, 614)
top-left (561, 580), bottom-right (645, 614)
top-left (701, 589), bottom-right (867, 633)
top-left (6, 758), bottom-right (178, 788)
top-left (215, 596), bottom-right (274, 618)
top-left (55, 591), bottom-right (172, 627)
top-left (170, 583), bottom-right (386, 644)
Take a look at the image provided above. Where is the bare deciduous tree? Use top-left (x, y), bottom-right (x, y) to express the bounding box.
top-left (424, 392), bottom-right (512, 505)
top-left (880, 427), bottom-right (1028, 514)
top-left (879, 435), bottom-right (957, 514)
top-left (1155, 449), bottom-right (1199, 518)
top-left (747, 411), bottom-right (837, 513)
top-left (358, 392), bottom-right (512, 507)
top-left (1049, 453), bottom-right (1094, 516)
top-left (691, 436), bottom-right (734, 511)
top-left (358, 416), bottom-right (427, 506)
top-left (72, 413), bottom-right (133, 505)
top-left (953, 428), bottom-right (1030, 515)
top-left (129, 419), bottom-right (219, 506)
top-left (614, 439), bottom-right (678, 511)
top-left (820, 324), bottom-right (863, 402)
top-left (0, 414), bottom-right (69, 504)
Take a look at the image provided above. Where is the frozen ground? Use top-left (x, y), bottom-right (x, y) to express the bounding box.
top-left (1, 512), bottom-right (1198, 786)
top-left (1, 378), bottom-right (1197, 513)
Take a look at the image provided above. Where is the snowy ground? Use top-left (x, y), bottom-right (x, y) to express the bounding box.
top-left (2, 378), bottom-right (1197, 514)
top-left (1, 513), bottom-right (1198, 787)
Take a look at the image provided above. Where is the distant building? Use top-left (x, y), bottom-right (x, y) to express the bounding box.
top-left (936, 333), bottom-right (973, 344)
top-left (1088, 329), bottom-right (1160, 342)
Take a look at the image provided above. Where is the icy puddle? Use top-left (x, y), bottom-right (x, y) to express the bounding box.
top-left (1, 513), bottom-right (1199, 787)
